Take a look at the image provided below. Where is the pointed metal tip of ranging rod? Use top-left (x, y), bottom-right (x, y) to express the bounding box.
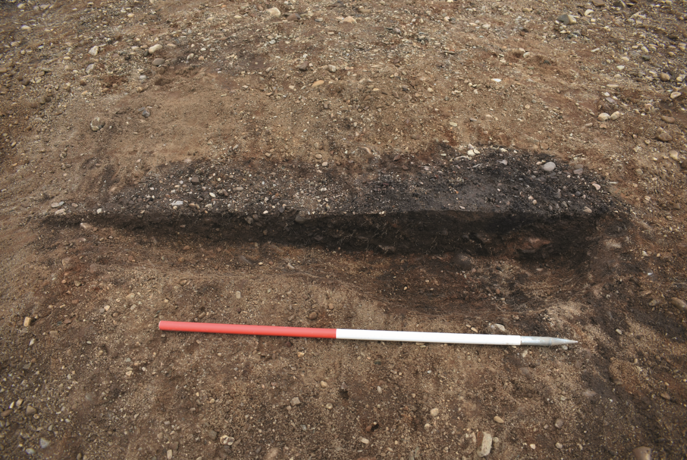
top-left (520, 336), bottom-right (578, 346)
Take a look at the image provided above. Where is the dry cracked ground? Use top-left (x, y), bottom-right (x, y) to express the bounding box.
top-left (1, 0), bottom-right (687, 459)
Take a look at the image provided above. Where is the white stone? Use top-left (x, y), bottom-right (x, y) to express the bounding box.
top-left (88, 46), bottom-right (98, 56)
top-left (148, 44), bottom-right (163, 54)
top-left (267, 7), bottom-right (281, 17)
top-left (476, 432), bottom-right (493, 457)
top-left (598, 112), bottom-right (611, 121)
top-left (542, 161), bottom-right (556, 172)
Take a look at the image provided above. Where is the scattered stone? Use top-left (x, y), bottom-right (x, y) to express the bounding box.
top-left (669, 150), bottom-right (680, 161)
top-left (171, 200), bottom-right (183, 207)
top-left (659, 73), bottom-right (671, 82)
top-left (287, 13), bottom-right (300, 21)
top-left (26, 406), bottom-right (36, 416)
top-left (583, 389), bottom-right (598, 398)
top-left (219, 435), bottom-right (235, 445)
top-left (325, 403), bottom-right (333, 409)
top-left (598, 112), bottom-right (611, 121)
top-left (610, 111), bottom-right (621, 120)
top-left (656, 130), bottom-right (673, 142)
top-left (494, 416), bottom-right (504, 424)
top-left (153, 58), bottom-right (165, 66)
top-left (297, 61), bottom-right (309, 71)
top-left (476, 432), bottom-right (493, 458)
top-left (235, 291), bottom-right (241, 299)
top-left (85, 63), bottom-right (95, 74)
top-left (148, 44), bottom-right (163, 54)
top-left (555, 418), bottom-right (564, 429)
top-left (556, 442), bottom-right (563, 449)
top-left (660, 392), bottom-right (670, 400)
top-left (359, 437), bottom-right (370, 444)
top-left (311, 80), bottom-right (324, 88)
top-left (320, 381), bottom-right (328, 388)
top-left (542, 161), bottom-right (556, 172)
top-left (430, 408), bottom-right (439, 417)
top-left (190, 176), bottom-right (200, 184)
top-left (670, 91), bottom-right (682, 99)
top-left (25, 448), bottom-right (36, 455)
top-left (342, 16), bottom-right (357, 24)
top-left (633, 446), bottom-right (652, 460)
top-left (327, 65), bottom-right (337, 73)
top-left (90, 117), bottom-right (104, 132)
top-left (592, 0), bottom-right (605, 6)
top-left (88, 46), bottom-right (98, 56)
top-left (290, 397), bottom-right (301, 406)
top-left (670, 297), bottom-right (687, 310)
top-left (39, 438), bottom-right (50, 449)
top-left (557, 14), bottom-right (576, 25)
top-left (23, 316), bottom-right (31, 327)
top-left (661, 115), bottom-right (676, 124)
top-left (51, 201), bottom-right (64, 208)
top-left (308, 311), bottom-right (318, 320)
top-left (267, 7), bottom-right (281, 18)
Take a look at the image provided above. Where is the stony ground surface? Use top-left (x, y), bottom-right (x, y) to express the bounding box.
top-left (1, 0), bottom-right (687, 459)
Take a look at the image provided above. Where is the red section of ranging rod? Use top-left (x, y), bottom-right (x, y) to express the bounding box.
top-left (158, 321), bottom-right (337, 339)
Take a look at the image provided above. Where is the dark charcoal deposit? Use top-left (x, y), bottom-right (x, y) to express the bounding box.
top-left (47, 147), bottom-right (626, 260)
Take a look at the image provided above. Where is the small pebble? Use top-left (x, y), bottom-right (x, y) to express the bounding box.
top-left (494, 416), bottom-right (504, 424)
top-left (23, 317), bottom-right (31, 327)
top-left (556, 442), bottom-right (563, 449)
top-left (153, 58), bottom-right (165, 66)
top-left (291, 397), bottom-right (301, 406)
top-left (476, 432), bottom-right (493, 458)
top-left (555, 418), bottom-right (564, 429)
top-left (39, 438), bottom-right (50, 449)
top-left (148, 44), bottom-right (163, 54)
top-left (430, 408), bottom-right (439, 417)
top-left (598, 112), bottom-right (611, 121)
top-left (266, 7), bottom-right (281, 17)
top-left (88, 46), bottom-right (98, 56)
top-left (308, 312), bottom-right (318, 320)
top-left (542, 161), bottom-right (556, 172)
top-left (320, 381), bottom-right (328, 388)
top-left (659, 72), bottom-right (671, 81)
top-left (670, 297), bottom-right (687, 310)
top-left (235, 291), bottom-right (241, 299)
top-left (633, 446), bottom-right (652, 460)
top-left (656, 130), bottom-right (673, 142)
top-left (26, 406), bottom-right (36, 416)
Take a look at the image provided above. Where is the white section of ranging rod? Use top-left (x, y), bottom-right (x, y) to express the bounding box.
top-left (335, 329), bottom-right (577, 346)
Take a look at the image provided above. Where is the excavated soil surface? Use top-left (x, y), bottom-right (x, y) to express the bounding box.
top-left (1, 0), bottom-right (687, 459)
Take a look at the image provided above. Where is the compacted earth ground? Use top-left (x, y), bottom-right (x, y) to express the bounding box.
top-left (1, 0), bottom-right (687, 458)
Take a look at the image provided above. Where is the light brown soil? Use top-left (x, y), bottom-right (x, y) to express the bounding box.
top-left (1, 0), bottom-right (687, 459)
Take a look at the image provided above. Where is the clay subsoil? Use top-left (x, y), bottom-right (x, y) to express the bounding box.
top-left (1, 0), bottom-right (687, 459)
